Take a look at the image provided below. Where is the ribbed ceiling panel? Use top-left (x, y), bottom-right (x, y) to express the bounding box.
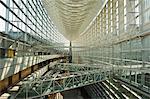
top-left (43, 0), bottom-right (104, 40)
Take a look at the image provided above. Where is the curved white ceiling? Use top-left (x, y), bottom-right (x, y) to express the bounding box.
top-left (43, 0), bottom-right (104, 41)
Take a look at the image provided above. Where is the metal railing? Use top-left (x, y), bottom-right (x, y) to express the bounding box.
top-left (15, 63), bottom-right (112, 98)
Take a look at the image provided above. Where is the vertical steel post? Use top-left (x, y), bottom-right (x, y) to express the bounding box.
top-left (4, 0), bottom-right (10, 48)
top-left (5, 0), bottom-right (10, 34)
top-left (141, 37), bottom-right (145, 87)
top-left (135, 71), bottom-right (137, 83)
top-left (24, 0), bottom-right (28, 42)
top-left (129, 40), bottom-right (132, 83)
top-left (140, 0), bottom-right (145, 89)
top-left (69, 41), bottom-right (72, 63)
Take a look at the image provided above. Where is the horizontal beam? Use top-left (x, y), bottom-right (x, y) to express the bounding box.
top-left (53, 63), bottom-right (109, 72)
top-left (0, 56), bottom-right (66, 95)
top-left (15, 69), bottom-right (110, 98)
top-left (115, 78), bottom-right (150, 98)
top-left (37, 45), bottom-right (91, 48)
